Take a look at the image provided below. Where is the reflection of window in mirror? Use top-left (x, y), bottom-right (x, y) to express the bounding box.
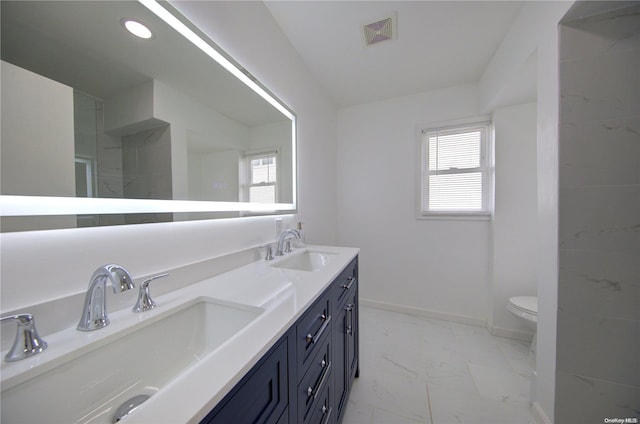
top-left (245, 151), bottom-right (278, 203)
top-left (74, 158), bottom-right (94, 197)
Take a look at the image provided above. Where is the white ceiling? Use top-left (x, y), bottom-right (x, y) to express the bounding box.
top-left (264, 1), bottom-right (524, 108)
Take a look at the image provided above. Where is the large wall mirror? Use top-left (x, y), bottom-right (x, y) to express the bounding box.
top-left (0, 0), bottom-right (297, 232)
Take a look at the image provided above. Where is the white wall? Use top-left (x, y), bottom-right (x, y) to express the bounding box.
top-left (481, 2), bottom-right (573, 421)
top-left (152, 79), bottom-right (251, 201)
top-left (0, 2), bottom-right (337, 312)
top-left (122, 125), bottom-right (173, 201)
top-left (556, 4), bottom-right (640, 421)
top-left (490, 102), bottom-right (538, 339)
top-left (535, 4), bottom-right (573, 421)
top-left (336, 84), bottom-right (491, 324)
top-left (188, 150), bottom-right (241, 202)
top-left (104, 80), bottom-right (155, 134)
top-left (0, 61), bottom-right (75, 198)
top-left (1, 61), bottom-right (77, 231)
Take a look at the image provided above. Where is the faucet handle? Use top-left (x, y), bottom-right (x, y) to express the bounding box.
top-left (132, 273), bottom-right (169, 313)
top-left (259, 244), bottom-right (274, 261)
top-left (0, 313), bottom-right (48, 362)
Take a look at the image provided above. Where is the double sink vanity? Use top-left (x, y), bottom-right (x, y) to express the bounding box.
top-left (0, 245), bottom-right (360, 424)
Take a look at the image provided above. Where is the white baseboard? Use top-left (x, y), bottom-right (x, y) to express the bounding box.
top-left (360, 298), bottom-right (536, 343)
top-left (360, 298), bottom-right (487, 328)
top-left (489, 324), bottom-right (534, 342)
top-left (532, 401), bottom-right (552, 424)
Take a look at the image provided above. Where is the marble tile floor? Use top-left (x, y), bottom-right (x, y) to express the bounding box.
top-left (342, 306), bottom-right (537, 424)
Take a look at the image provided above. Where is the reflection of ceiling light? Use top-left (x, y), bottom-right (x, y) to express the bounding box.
top-left (122, 19), bottom-right (153, 39)
top-left (138, 0), bottom-right (294, 121)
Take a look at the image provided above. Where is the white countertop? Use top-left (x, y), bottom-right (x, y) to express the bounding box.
top-left (1, 245), bottom-right (359, 424)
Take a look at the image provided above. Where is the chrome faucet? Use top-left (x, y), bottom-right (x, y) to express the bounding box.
top-left (276, 229), bottom-right (300, 256)
top-left (0, 313), bottom-right (48, 362)
top-left (77, 264), bottom-right (135, 331)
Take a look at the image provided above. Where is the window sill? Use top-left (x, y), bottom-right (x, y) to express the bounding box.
top-left (416, 211), bottom-right (491, 221)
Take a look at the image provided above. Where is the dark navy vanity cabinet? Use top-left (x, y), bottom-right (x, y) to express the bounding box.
top-left (331, 259), bottom-right (359, 424)
top-left (201, 337), bottom-right (290, 424)
top-left (201, 256), bottom-right (359, 424)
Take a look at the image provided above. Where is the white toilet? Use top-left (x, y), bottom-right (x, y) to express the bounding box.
top-left (507, 296), bottom-right (538, 403)
top-left (507, 296), bottom-right (537, 329)
top-left (507, 296), bottom-right (537, 353)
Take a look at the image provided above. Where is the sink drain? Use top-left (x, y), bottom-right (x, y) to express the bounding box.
top-left (112, 394), bottom-right (150, 423)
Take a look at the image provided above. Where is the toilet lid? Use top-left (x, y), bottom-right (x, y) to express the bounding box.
top-left (509, 296), bottom-right (537, 314)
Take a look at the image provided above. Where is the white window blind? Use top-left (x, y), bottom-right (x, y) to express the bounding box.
top-left (421, 123), bottom-right (489, 214)
top-left (246, 152), bottom-right (277, 203)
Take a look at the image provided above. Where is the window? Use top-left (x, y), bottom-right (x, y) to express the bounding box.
top-left (419, 122), bottom-right (490, 217)
top-left (74, 157), bottom-right (94, 198)
top-left (247, 152), bottom-right (277, 203)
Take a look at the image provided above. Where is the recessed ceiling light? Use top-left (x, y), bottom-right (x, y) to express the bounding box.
top-left (121, 19), bottom-right (153, 39)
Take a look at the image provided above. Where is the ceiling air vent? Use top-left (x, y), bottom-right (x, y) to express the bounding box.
top-left (362, 13), bottom-right (396, 47)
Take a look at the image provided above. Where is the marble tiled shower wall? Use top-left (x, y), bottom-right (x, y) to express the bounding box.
top-left (558, 4), bottom-right (640, 422)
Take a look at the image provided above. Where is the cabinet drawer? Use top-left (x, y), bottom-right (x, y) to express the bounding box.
top-left (202, 338), bottom-right (288, 424)
top-left (333, 258), bottom-right (357, 308)
top-left (297, 335), bottom-right (331, 423)
top-left (305, 379), bottom-right (332, 424)
top-left (296, 295), bottom-right (331, 374)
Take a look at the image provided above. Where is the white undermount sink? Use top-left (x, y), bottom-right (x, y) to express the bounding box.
top-left (0, 297), bottom-right (263, 424)
top-left (272, 250), bottom-right (337, 272)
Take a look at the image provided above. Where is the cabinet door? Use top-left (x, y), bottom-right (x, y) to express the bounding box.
top-left (201, 337), bottom-right (289, 424)
top-left (333, 279), bottom-right (359, 423)
top-left (346, 289), bottom-right (359, 383)
top-left (276, 408), bottom-right (289, 424)
top-left (332, 301), bottom-right (348, 423)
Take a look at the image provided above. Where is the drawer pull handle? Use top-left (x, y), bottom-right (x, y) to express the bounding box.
top-left (321, 405), bottom-right (332, 424)
top-left (305, 314), bottom-right (331, 344)
top-left (346, 303), bottom-right (354, 335)
top-left (307, 359), bottom-right (332, 399)
top-left (341, 276), bottom-right (356, 291)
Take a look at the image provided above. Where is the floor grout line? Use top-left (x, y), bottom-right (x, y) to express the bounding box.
top-left (466, 360), bottom-right (482, 396)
